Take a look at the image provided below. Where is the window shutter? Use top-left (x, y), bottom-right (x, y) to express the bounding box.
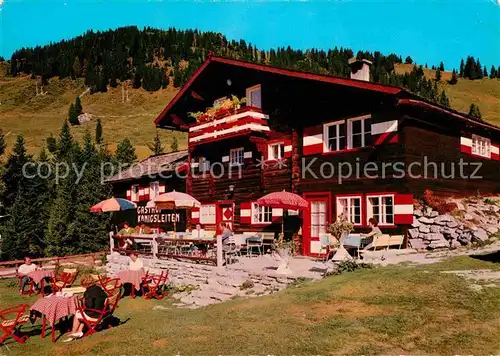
top-left (240, 202), bottom-right (251, 224)
top-left (371, 120), bottom-right (399, 145)
top-left (191, 207), bottom-right (200, 224)
top-left (460, 137), bottom-right (472, 154)
top-left (126, 190), bottom-right (131, 200)
top-left (394, 194), bottom-right (414, 225)
top-left (303, 125), bottom-right (323, 155)
top-left (159, 184), bottom-right (166, 193)
top-left (272, 208), bottom-right (283, 223)
top-left (491, 144), bottom-right (499, 160)
top-left (144, 187), bottom-right (150, 201)
top-left (284, 139), bottom-right (292, 158)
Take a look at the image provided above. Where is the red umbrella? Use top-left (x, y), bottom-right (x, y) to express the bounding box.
top-left (256, 190), bottom-right (309, 235)
top-left (256, 190), bottom-right (308, 211)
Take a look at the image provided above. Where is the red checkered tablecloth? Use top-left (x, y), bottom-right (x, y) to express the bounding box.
top-left (117, 269), bottom-right (145, 290)
top-left (30, 296), bottom-right (78, 326)
top-left (28, 270), bottom-right (54, 284)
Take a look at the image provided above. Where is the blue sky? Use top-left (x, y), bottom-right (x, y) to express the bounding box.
top-left (1, 0), bottom-right (499, 70)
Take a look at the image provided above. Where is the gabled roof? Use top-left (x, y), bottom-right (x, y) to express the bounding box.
top-left (107, 150), bottom-right (188, 183)
top-left (154, 55), bottom-right (403, 128)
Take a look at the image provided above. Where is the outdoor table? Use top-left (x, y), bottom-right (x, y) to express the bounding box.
top-left (30, 295), bottom-right (78, 342)
top-left (341, 234), bottom-right (371, 258)
top-left (117, 269), bottom-right (146, 298)
top-left (27, 270), bottom-right (54, 285)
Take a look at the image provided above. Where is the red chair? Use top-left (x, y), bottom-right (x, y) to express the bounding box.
top-left (0, 304), bottom-right (30, 345)
top-left (43, 269), bottom-right (78, 296)
top-left (141, 270), bottom-right (169, 300)
top-left (76, 289), bottom-right (121, 338)
top-left (18, 276), bottom-right (36, 296)
top-left (100, 278), bottom-right (122, 297)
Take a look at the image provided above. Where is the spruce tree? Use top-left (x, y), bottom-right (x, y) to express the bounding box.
top-left (483, 66), bottom-right (488, 78)
top-left (459, 58), bottom-right (465, 77)
top-left (46, 134), bottom-right (57, 153)
top-left (148, 131), bottom-right (164, 156)
top-left (1, 135), bottom-right (31, 209)
top-left (68, 103), bottom-right (79, 125)
top-left (74, 96), bottom-right (83, 116)
top-left (449, 69), bottom-right (458, 85)
top-left (490, 65), bottom-right (497, 79)
top-left (405, 56), bottom-right (413, 64)
top-left (439, 61), bottom-right (445, 71)
top-left (468, 103), bottom-right (482, 119)
top-left (439, 90), bottom-right (450, 107)
top-left (115, 138), bottom-right (137, 166)
top-left (170, 136), bottom-right (179, 152)
top-left (0, 130), bottom-right (6, 157)
top-left (435, 69), bottom-right (441, 81)
top-left (95, 119), bottom-right (103, 145)
top-left (132, 70), bottom-right (142, 89)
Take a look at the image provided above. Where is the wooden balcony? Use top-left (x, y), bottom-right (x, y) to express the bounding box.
top-left (188, 107), bottom-right (270, 145)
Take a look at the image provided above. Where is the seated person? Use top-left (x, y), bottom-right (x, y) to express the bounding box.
top-left (18, 256), bottom-right (38, 295)
top-left (63, 276), bottom-right (108, 342)
top-left (128, 252), bottom-right (144, 271)
top-left (134, 222), bottom-right (152, 234)
top-left (361, 218), bottom-right (383, 240)
top-left (220, 222), bottom-right (233, 244)
top-left (191, 223), bottom-right (205, 239)
top-left (117, 222), bottom-right (135, 249)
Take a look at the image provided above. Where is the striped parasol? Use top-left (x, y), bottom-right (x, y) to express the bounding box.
top-left (90, 197), bottom-right (137, 213)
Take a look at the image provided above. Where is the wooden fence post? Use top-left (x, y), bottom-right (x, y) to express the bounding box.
top-left (216, 235), bottom-right (223, 268)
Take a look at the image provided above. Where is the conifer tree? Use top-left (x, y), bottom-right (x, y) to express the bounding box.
top-left (468, 103), bottom-right (482, 119)
top-left (68, 103), bottom-right (79, 125)
top-left (439, 61), bottom-right (445, 71)
top-left (132, 70), bottom-right (142, 89)
top-left (490, 65), bottom-right (497, 79)
top-left (483, 66), bottom-right (488, 78)
top-left (148, 131), bottom-right (164, 156)
top-left (405, 56), bottom-right (413, 64)
top-left (170, 136), bottom-right (179, 152)
top-left (95, 119), bottom-right (103, 145)
top-left (74, 96), bottom-right (83, 116)
top-left (435, 69), bottom-right (441, 81)
top-left (46, 135), bottom-right (57, 154)
top-left (115, 138), bottom-right (137, 165)
top-left (1, 135), bottom-right (31, 209)
top-left (439, 90), bottom-right (450, 107)
top-left (449, 69), bottom-right (458, 85)
top-left (460, 58), bottom-right (465, 77)
top-left (0, 130), bottom-right (5, 157)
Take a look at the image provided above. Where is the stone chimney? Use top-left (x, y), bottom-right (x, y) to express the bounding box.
top-left (348, 58), bottom-right (372, 82)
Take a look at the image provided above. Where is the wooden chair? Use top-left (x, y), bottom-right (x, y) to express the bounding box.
top-left (18, 275), bottom-right (37, 296)
top-left (141, 270), bottom-right (169, 300)
top-left (100, 278), bottom-right (122, 297)
top-left (76, 289), bottom-right (121, 339)
top-left (359, 235), bottom-right (404, 256)
top-left (261, 233), bottom-right (276, 254)
top-left (0, 304), bottom-right (30, 345)
top-left (43, 269), bottom-right (78, 296)
top-left (246, 236), bottom-right (263, 256)
top-left (318, 234), bottom-right (331, 261)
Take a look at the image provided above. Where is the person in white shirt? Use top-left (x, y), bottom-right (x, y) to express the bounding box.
top-left (128, 252), bottom-right (144, 271)
top-left (192, 224), bottom-right (205, 239)
top-left (18, 256), bottom-right (38, 294)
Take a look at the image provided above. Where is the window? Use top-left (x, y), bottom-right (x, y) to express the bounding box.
top-left (268, 143), bottom-right (285, 160)
top-left (230, 148), bottom-right (244, 166)
top-left (200, 204), bottom-right (216, 224)
top-left (367, 195), bottom-right (394, 225)
top-left (337, 197), bottom-right (362, 225)
top-left (348, 116), bottom-right (371, 149)
top-left (251, 203), bottom-right (272, 224)
top-left (310, 201), bottom-right (327, 237)
top-left (246, 85), bottom-right (262, 109)
top-left (472, 134), bottom-right (491, 158)
top-left (324, 121), bottom-right (346, 152)
top-left (198, 156), bottom-right (209, 172)
top-left (149, 181), bottom-right (160, 200)
top-left (131, 184), bottom-right (139, 201)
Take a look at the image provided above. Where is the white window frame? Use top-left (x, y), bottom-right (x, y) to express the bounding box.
top-left (323, 120), bottom-right (345, 152)
top-left (366, 194), bottom-right (395, 226)
top-left (230, 147), bottom-right (244, 166)
top-left (131, 184), bottom-right (140, 201)
top-left (347, 115), bottom-right (371, 149)
top-left (251, 203), bottom-right (272, 224)
top-left (200, 204), bottom-right (216, 225)
top-left (336, 196), bottom-right (362, 226)
top-left (149, 181), bottom-right (160, 200)
top-left (246, 84), bottom-right (262, 109)
top-left (471, 134), bottom-right (491, 159)
top-left (268, 142), bottom-right (285, 160)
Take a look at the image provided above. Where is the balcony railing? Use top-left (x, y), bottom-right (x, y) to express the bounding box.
top-left (188, 107), bottom-right (270, 144)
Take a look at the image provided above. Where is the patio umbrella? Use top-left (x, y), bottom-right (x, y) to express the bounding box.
top-left (154, 190), bottom-right (201, 234)
top-left (90, 197), bottom-right (137, 213)
top-left (256, 190), bottom-right (309, 234)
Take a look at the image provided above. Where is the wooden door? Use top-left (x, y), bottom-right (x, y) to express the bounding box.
top-left (303, 193), bottom-right (331, 256)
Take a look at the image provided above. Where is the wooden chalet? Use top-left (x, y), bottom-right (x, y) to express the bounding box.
top-left (107, 150), bottom-right (188, 232)
top-left (154, 55), bottom-right (500, 256)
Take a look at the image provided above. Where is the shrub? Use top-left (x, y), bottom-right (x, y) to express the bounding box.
top-left (422, 189), bottom-right (458, 214)
top-left (239, 280), bottom-right (255, 290)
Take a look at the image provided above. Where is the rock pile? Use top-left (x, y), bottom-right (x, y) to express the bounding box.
top-left (408, 198), bottom-right (499, 251)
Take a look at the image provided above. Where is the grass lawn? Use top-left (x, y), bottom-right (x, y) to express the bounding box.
top-left (1, 254), bottom-right (500, 355)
